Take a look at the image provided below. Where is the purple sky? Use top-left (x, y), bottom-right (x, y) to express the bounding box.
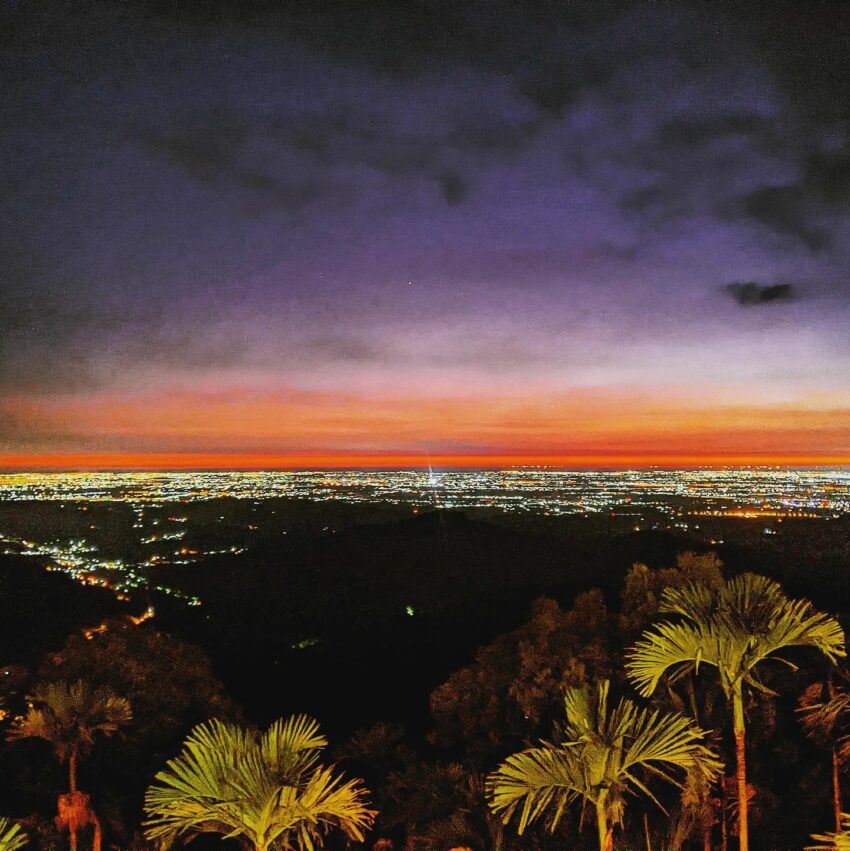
top-left (2, 1), bottom-right (849, 462)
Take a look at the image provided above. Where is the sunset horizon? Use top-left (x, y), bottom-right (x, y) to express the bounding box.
top-left (4, 4), bottom-right (850, 467)
top-left (2, 451), bottom-right (850, 472)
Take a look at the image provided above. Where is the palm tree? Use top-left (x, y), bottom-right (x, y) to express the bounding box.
top-left (144, 715), bottom-right (376, 851)
top-left (9, 680), bottom-right (132, 851)
top-left (486, 680), bottom-right (721, 851)
top-left (799, 674), bottom-right (850, 833)
top-left (0, 819), bottom-right (27, 851)
top-left (666, 760), bottom-right (721, 851)
top-left (626, 573), bottom-right (846, 851)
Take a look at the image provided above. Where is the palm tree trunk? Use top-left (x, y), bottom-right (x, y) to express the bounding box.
top-left (596, 797), bottom-right (612, 851)
top-left (92, 811), bottom-right (102, 851)
top-left (68, 745), bottom-right (79, 851)
top-left (687, 677), bottom-right (700, 725)
top-left (490, 816), bottom-right (504, 851)
top-left (733, 687), bottom-right (748, 851)
top-left (69, 746), bottom-right (78, 794)
top-left (827, 674), bottom-right (843, 834)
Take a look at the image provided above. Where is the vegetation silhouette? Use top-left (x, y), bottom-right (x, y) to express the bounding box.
top-left (9, 681), bottom-right (131, 851)
top-left (798, 671), bottom-right (850, 834)
top-left (627, 574), bottom-right (846, 851)
top-left (3, 507), bottom-right (850, 849)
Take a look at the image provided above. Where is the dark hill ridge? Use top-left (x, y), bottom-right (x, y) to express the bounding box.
top-left (157, 509), bottom-right (701, 620)
top-left (0, 554), bottom-right (124, 666)
top-left (152, 510), bottom-right (711, 732)
top-left (8, 508), bottom-right (849, 739)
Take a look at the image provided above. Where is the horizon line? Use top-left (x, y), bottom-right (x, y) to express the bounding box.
top-left (2, 451), bottom-right (850, 472)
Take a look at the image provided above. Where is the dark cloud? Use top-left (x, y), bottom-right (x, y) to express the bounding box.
top-left (148, 101), bottom-right (502, 212)
top-left (152, 109), bottom-right (246, 184)
top-left (0, 273), bottom-right (111, 393)
top-left (278, 106), bottom-right (525, 192)
top-left (735, 0), bottom-right (850, 130)
top-left (437, 172), bottom-right (467, 205)
top-left (150, 109), bottom-right (321, 213)
top-left (805, 150), bottom-right (850, 204)
top-left (619, 186), bottom-right (670, 216)
top-left (148, 0), bottom-right (621, 79)
top-left (736, 145), bottom-right (850, 253)
top-left (741, 185), bottom-right (831, 252)
top-left (724, 282), bottom-right (797, 306)
top-left (446, 115), bottom-right (540, 157)
top-left (141, 0), bottom-right (623, 123)
top-left (613, 101), bottom-right (786, 231)
top-left (0, 406), bottom-right (109, 452)
top-left (517, 66), bottom-right (584, 116)
top-left (0, 279), bottom-right (250, 394)
top-left (658, 114), bottom-right (777, 150)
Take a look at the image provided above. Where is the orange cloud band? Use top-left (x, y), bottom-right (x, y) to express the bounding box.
top-left (2, 452), bottom-right (850, 470)
top-left (3, 383), bottom-right (849, 465)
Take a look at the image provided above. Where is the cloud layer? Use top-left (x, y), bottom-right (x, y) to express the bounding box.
top-left (2, 1), bottom-right (849, 460)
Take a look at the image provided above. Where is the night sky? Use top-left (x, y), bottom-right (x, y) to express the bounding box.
top-left (2, 1), bottom-right (849, 467)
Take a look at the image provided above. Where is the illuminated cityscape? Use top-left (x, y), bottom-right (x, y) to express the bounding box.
top-left (0, 468), bottom-right (847, 609)
top-left (1, 468), bottom-right (848, 513)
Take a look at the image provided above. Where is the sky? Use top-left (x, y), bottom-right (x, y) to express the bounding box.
top-left (2, 0), bottom-right (850, 468)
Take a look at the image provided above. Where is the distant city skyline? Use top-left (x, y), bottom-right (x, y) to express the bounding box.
top-left (3, 2), bottom-right (849, 467)
top-left (2, 453), bottom-right (850, 471)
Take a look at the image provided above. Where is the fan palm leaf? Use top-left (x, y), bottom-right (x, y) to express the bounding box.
top-left (487, 680), bottom-right (720, 851)
top-left (10, 680), bottom-right (132, 774)
top-left (144, 716), bottom-right (375, 851)
top-left (0, 819), bottom-right (27, 851)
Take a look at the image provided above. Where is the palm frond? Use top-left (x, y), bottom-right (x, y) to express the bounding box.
top-left (621, 705), bottom-right (722, 780)
top-left (809, 813), bottom-right (850, 850)
top-left (488, 679), bottom-right (719, 842)
top-left (271, 764), bottom-right (376, 848)
top-left (487, 745), bottom-right (584, 834)
top-left (659, 581), bottom-right (718, 623)
top-left (626, 621), bottom-right (720, 698)
top-left (0, 819), bottom-right (27, 851)
top-left (144, 716), bottom-right (375, 851)
top-left (563, 681), bottom-right (604, 739)
top-left (9, 680), bottom-right (131, 763)
top-left (628, 575), bottom-right (846, 701)
top-left (754, 599), bottom-right (845, 667)
top-left (263, 714), bottom-right (326, 781)
top-left (798, 682), bottom-right (850, 744)
top-left (720, 574), bottom-right (787, 623)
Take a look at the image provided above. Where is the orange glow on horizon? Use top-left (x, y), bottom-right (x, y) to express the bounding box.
top-left (3, 383), bottom-right (848, 468)
top-left (1, 451), bottom-right (849, 471)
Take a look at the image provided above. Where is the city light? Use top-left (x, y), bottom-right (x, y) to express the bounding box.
top-left (0, 469), bottom-right (846, 609)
